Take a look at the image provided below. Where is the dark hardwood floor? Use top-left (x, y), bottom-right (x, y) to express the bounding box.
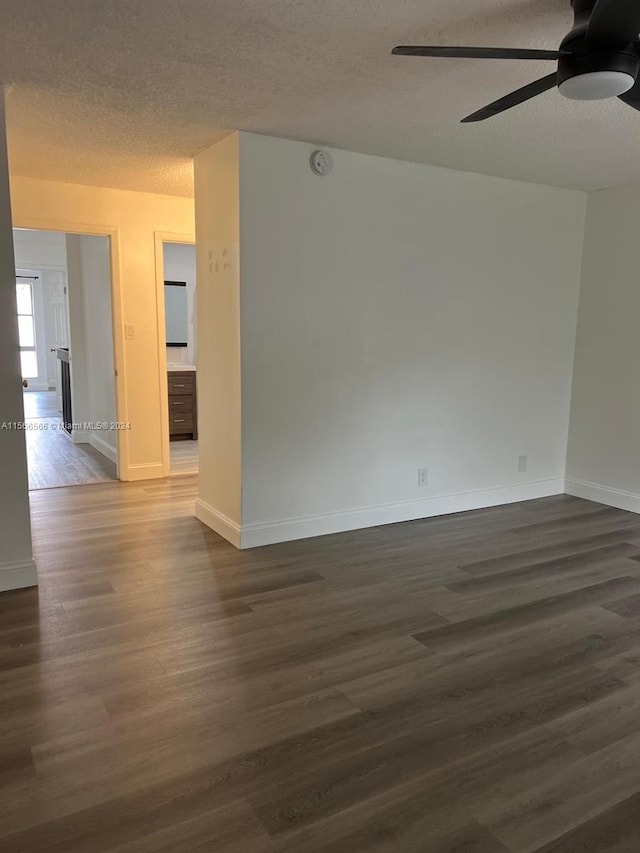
top-left (2, 479), bottom-right (640, 851)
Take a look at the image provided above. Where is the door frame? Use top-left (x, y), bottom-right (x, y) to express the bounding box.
top-left (12, 217), bottom-right (128, 478)
top-left (154, 231), bottom-right (196, 477)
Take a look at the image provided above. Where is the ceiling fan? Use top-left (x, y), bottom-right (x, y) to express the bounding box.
top-left (392, 0), bottom-right (640, 122)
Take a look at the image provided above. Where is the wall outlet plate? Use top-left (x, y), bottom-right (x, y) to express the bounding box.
top-left (418, 467), bottom-right (429, 487)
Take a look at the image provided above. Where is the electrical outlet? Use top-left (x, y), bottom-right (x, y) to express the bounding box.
top-left (518, 455), bottom-right (528, 473)
top-left (418, 467), bottom-right (429, 487)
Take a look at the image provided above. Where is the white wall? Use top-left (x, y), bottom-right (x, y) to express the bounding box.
top-left (13, 228), bottom-right (66, 268)
top-left (66, 234), bottom-right (90, 429)
top-left (0, 89), bottom-right (36, 590)
top-left (66, 234), bottom-right (117, 462)
top-left (80, 235), bottom-right (117, 460)
top-left (194, 133), bottom-right (242, 542)
top-left (163, 242), bottom-right (197, 366)
top-left (566, 183), bottom-right (640, 510)
top-left (222, 133), bottom-right (587, 546)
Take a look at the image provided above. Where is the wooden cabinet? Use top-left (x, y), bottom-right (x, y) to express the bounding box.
top-left (168, 370), bottom-right (197, 441)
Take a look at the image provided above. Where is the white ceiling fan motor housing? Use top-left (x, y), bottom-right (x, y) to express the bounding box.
top-left (559, 69), bottom-right (635, 99)
top-left (557, 51), bottom-right (639, 101)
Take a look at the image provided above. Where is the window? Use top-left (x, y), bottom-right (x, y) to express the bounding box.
top-left (16, 281), bottom-right (38, 379)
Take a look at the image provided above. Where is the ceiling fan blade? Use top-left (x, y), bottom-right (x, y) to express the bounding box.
top-left (587, 0), bottom-right (640, 49)
top-left (461, 72), bottom-right (558, 122)
top-left (392, 45), bottom-right (564, 60)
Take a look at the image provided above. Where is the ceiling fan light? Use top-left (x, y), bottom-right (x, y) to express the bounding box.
top-left (559, 70), bottom-right (635, 100)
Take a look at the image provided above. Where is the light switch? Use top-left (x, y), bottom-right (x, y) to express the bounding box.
top-left (125, 323), bottom-right (136, 340)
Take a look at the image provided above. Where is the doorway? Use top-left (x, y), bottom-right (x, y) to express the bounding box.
top-left (158, 239), bottom-right (198, 475)
top-left (14, 228), bottom-right (119, 490)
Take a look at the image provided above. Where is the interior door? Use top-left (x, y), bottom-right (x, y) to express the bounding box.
top-left (50, 272), bottom-right (70, 413)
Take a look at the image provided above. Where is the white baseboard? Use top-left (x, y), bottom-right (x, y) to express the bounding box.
top-left (123, 462), bottom-right (165, 482)
top-left (0, 559), bottom-right (38, 592)
top-left (195, 498), bottom-right (241, 548)
top-left (565, 478), bottom-right (640, 514)
top-left (89, 434), bottom-right (118, 465)
top-left (235, 477), bottom-right (566, 550)
top-left (72, 430), bottom-right (117, 465)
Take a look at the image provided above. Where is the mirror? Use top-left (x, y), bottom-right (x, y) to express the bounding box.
top-left (165, 281), bottom-right (188, 346)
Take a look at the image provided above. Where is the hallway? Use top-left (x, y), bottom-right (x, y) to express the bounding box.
top-left (23, 390), bottom-right (117, 489)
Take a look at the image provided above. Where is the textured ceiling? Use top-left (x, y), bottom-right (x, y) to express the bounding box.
top-left (2, 0), bottom-right (640, 197)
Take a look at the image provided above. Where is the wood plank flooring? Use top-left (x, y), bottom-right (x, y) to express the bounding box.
top-left (2, 481), bottom-right (640, 850)
top-left (22, 389), bottom-right (60, 419)
top-left (23, 391), bottom-right (117, 490)
top-left (169, 438), bottom-right (198, 475)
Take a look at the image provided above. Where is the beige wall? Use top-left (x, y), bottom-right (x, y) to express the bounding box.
top-left (193, 133), bottom-right (242, 543)
top-left (9, 176), bottom-right (195, 480)
top-left (0, 92), bottom-right (36, 590)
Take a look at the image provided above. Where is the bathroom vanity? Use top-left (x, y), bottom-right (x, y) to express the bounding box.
top-left (167, 366), bottom-right (197, 441)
